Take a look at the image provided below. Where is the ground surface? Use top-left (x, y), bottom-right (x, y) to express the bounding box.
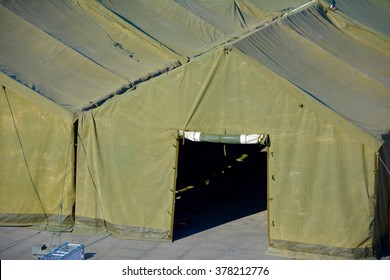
top-left (0, 210), bottom-right (288, 260)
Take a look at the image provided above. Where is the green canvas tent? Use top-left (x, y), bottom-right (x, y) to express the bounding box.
top-left (326, 0), bottom-right (390, 37)
top-left (0, 0), bottom-right (180, 229)
top-left (1, 0), bottom-right (389, 259)
top-left (233, 4), bottom-right (390, 257)
top-left (96, 0), bottom-right (279, 58)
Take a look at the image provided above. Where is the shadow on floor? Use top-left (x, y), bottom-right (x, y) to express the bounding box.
top-left (173, 141), bottom-right (267, 241)
top-left (84, 252), bottom-right (96, 260)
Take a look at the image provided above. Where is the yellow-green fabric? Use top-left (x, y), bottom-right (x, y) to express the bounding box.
top-left (249, 0), bottom-right (312, 11)
top-left (74, 44), bottom-right (388, 257)
top-left (268, 121), bottom-right (377, 258)
top-left (173, 0), bottom-right (278, 35)
top-left (97, 0), bottom-right (301, 58)
top-left (0, 0), bottom-right (316, 112)
top-left (0, 0), bottom-right (181, 112)
top-left (233, 5), bottom-right (390, 141)
top-left (0, 74), bottom-right (75, 229)
top-left (322, 0), bottom-right (390, 38)
top-left (1, 0), bottom-right (389, 259)
top-left (232, 5), bottom-right (390, 256)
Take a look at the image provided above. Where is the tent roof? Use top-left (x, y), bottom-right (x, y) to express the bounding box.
top-left (247, 0), bottom-right (312, 12)
top-left (96, 0), bottom-right (279, 58)
top-left (0, 0), bottom-right (180, 112)
top-left (1, 0), bottom-right (312, 113)
top-left (233, 5), bottom-right (390, 142)
top-left (96, 0), bottom-right (321, 58)
top-left (324, 0), bottom-right (390, 38)
top-left (1, 0), bottom-right (389, 141)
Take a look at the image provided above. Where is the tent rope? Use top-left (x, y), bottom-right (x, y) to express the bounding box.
top-left (377, 152), bottom-right (390, 176)
top-left (2, 86), bottom-right (49, 223)
top-left (49, 124), bottom-right (73, 250)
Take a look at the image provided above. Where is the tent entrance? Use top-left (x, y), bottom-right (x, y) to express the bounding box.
top-left (173, 134), bottom-right (268, 240)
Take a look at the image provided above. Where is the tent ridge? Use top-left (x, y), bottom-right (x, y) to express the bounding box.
top-left (79, 63), bottom-right (181, 112)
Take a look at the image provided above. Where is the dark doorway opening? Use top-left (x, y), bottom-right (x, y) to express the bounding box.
top-left (173, 140), bottom-right (267, 240)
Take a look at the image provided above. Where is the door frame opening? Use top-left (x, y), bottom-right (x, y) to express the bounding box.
top-left (172, 131), bottom-right (269, 241)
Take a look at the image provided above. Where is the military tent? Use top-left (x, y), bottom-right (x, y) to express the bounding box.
top-left (1, 0), bottom-right (389, 259)
top-left (0, 0), bottom-right (181, 229)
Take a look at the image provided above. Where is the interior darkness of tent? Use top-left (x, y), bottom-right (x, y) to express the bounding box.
top-left (173, 140), bottom-right (267, 240)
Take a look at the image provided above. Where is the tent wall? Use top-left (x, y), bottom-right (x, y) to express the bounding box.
top-left (0, 77), bottom-right (75, 229)
top-left (0, 0), bottom-right (388, 259)
top-left (268, 118), bottom-right (377, 258)
top-left (75, 111), bottom-right (177, 239)
top-left (74, 48), bottom-right (380, 258)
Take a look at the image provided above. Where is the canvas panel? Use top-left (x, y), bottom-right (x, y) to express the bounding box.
top-left (233, 5), bottom-right (390, 142)
top-left (0, 84), bottom-right (75, 229)
top-left (325, 7), bottom-right (390, 57)
top-left (74, 47), bottom-right (380, 257)
top-left (1, 0), bottom-right (181, 80)
top-left (174, 0), bottom-right (277, 35)
top-left (0, 0), bottom-right (180, 113)
top-left (75, 110), bottom-right (177, 239)
top-left (174, 49), bottom-right (379, 257)
top-left (96, 0), bottom-right (314, 59)
top-left (282, 6), bottom-right (390, 86)
top-left (97, 0), bottom-right (230, 58)
top-left (247, 0), bottom-right (312, 13)
top-left (268, 115), bottom-right (377, 258)
top-left (73, 49), bottom-right (281, 239)
top-left (0, 4), bottom-right (127, 113)
top-left (321, 0), bottom-right (390, 38)
top-left (0, 0), bottom-right (387, 259)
